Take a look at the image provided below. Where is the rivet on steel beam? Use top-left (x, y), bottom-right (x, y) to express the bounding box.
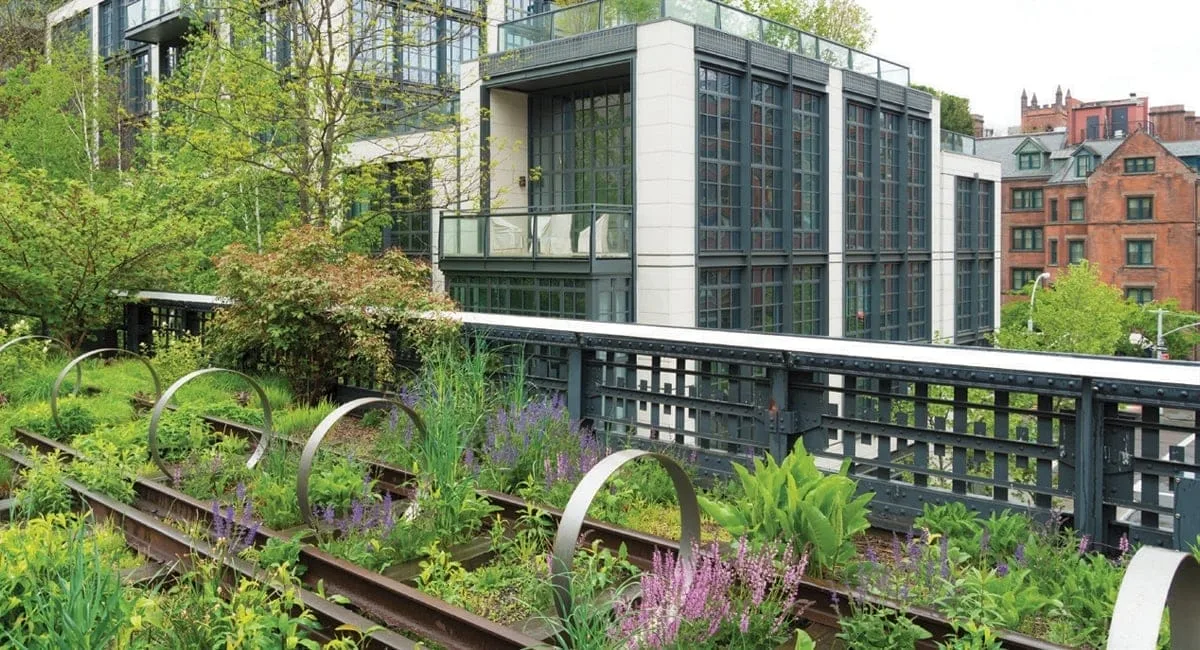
top-left (1158, 389), bottom-right (1165, 396)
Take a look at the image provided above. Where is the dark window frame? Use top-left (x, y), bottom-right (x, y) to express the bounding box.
top-left (1068, 197), bottom-right (1085, 221)
top-left (1125, 287), bottom-right (1154, 304)
top-left (1011, 227), bottom-right (1043, 251)
top-left (1124, 157), bottom-right (1156, 174)
top-left (1017, 152), bottom-right (1042, 170)
top-left (1012, 188), bottom-right (1043, 211)
top-left (1126, 196), bottom-right (1154, 221)
top-left (1068, 239), bottom-right (1086, 264)
top-left (1125, 239), bottom-right (1154, 267)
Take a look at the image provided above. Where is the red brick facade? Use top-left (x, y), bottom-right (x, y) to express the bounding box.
top-left (1000, 133), bottom-right (1200, 311)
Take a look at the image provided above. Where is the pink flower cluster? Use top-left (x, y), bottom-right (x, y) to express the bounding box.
top-left (615, 539), bottom-right (809, 648)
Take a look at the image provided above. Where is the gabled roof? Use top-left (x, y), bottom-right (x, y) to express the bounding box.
top-left (1069, 143), bottom-right (1102, 158)
top-left (1164, 140), bottom-right (1200, 157)
top-left (974, 131), bottom-right (1068, 178)
top-left (1012, 136), bottom-right (1050, 155)
top-left (1046, 139), bottom-right (1123, 184)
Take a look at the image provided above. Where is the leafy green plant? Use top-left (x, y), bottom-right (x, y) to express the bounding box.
top-left (938, 621), bottom-right (1003, 650)
top-left (935, 566), bottom-right (1059, 630)
top-left (697, 439), bottom-right (873, 575)
top-left (308, 455), bottom-right (371, 513)
top-left (0, 455), bottom-right (13, 495)
top-left (69, 454), bottom-right (136, 504)
top-left (13, 451), bottom-right (74, 516)
top-left (255, 535), bottom-right (307, 577)
top-left (914, 502), bottom-right (982, 545)
top-left (141, 329), bottom-right (205, 386)
top-left (836, 604), bottom-right (932, 650)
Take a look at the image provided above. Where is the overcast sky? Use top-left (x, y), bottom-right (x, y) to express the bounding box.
top-left (856, 0), bottom-right (1200, 133)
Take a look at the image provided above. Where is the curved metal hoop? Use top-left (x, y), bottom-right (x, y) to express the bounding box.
top-left (550, 449), bottom-right (701, 622)
top-left (1107, 546), bottom-right (1200, 649)
top-left (0, 334), bottom-right (74, 360)
top-left (147, 368), bottom-right (276, 478)
top-left (51, 348), bottom-right (162, 434)
top-left (297, 397), bottom-right (427, 528)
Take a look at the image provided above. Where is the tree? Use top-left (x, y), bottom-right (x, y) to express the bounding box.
top-left (1120, 300), bottom-right (1200, 361)
top-left (0, 0), bottom-right (57, 70)
top-left (207, 227), bottom-right (457, 404)
top-left (912, 84), bottom-right (973, 135)
top-left (734, 0), bottom-right (874, 50)
top-left (157, 0), bottom-right (474, 233)
top-left (0, 155), bottom-right (197, 349)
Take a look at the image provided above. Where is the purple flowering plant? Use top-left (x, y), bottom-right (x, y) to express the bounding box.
top-left (209, 482), bottom-right (261, 556)
top-left (612, 538), bottom-right (810, 649)
top-left (468, 394), bottom-right (598, 494)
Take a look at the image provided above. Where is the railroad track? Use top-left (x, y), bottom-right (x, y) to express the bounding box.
top-left (0, 444), bottom-right (419, 650)
top-left (122, 402), bottom-right (1068, 650)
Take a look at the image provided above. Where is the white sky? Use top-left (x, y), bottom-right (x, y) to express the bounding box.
top-left (856, 0), bottom-right (1200, 133)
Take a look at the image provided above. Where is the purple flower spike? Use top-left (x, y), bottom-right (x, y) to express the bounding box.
top-left (995, 562), bottom-right (1009, 577)
top-left (1014, 543), bottom-right (1026, 567)
top-left (235, 482), bottom-right (247, 504)
top-left (1078, 534), bottom-right (1092, 555)
top-left (1118, 533), bottom-right (1131, 555)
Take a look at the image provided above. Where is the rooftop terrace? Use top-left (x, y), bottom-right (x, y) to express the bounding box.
top-left (497, 0), bottom-right (910, 85)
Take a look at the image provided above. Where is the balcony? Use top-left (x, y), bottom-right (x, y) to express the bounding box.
top-left (439, 205), bottom-right (632, 273)
top-left (940, 129), bottom-right (976, 155)
top-left (126, 0), bottom-right (190, 43)
top-left (498, 0), bottom-right (909, 85)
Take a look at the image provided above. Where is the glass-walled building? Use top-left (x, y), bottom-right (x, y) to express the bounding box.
top-left (447, 3), bottom-right (1002, 342)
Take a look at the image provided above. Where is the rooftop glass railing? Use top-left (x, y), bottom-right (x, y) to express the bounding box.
top-left (498, 0), bottom-right (909, 85)
top-left (126, 0), bottom-right (181, 30)
top-left (940, 129), bottom-right (977, 155)
top-left (441, 205), bottom-right (632, 261)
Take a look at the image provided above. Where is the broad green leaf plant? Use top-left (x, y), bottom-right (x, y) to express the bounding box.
top-left (698, 440), bottom-right (873, 575)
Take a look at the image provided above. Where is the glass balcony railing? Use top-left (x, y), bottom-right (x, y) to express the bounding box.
top-left (940, 129), bottom-right (977, 155)
top-left (126, 0), bottom-right (182, 30)
top-left (441, 205), bottom-right (632, 261)
top-left (498, 0), bottom-right (909, 85)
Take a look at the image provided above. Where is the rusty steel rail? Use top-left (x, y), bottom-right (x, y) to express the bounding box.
top-left (187, 414), bottom-right (1068, 650)
top-left (10, 427), bottom-right (546, 650)
top-left (0, 444), bottom-right (417, 650)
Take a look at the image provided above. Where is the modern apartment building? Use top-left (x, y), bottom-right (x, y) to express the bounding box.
top-left (977, 128), bottom-right (1200, 312)
top-left (48, 0), bottom-right (1002, 344)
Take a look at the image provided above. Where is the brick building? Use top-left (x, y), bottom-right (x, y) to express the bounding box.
top-left (976, 130), bottom-right (1200, 312)
top-left (1020, 87), bottom-right (1200, 144)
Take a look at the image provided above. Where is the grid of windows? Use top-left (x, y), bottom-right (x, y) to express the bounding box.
top-left (955, 178), bottom-right (974, 250)
top-left (51, 10), bottom-right (89, 47)
top-left (1126, 240), bottom-right (1154, 266)
top-left (1011, 227), bottom-right (1043, 251)
top-left (1069, 198), bottom-right (1085, 221)
top-left (1018, 152), bottom-right (1041, 170)
top-left (597, 277), bottom-right (631, 323)
top-left (1068, 240), bottom-right (1085, 264)
top-left (448, 275), bottom-right (590, 318)
top-left (401, 10), bottom-right (438, 84)
top-left (844, 263), bottom-right (871, 338)
top-left (750, 267), bottom-right (784, 332)
top-left (1125, 157), bottom-right (1155, 174)
top-left (1127, 196), bottom-right (1154, 220)
top-left (529, 82), bottom-right (632, 209)
top-left (699, 268), bottom-right (743, 329)
top-left (879, 112), bottom-right (901, 251)
top-left (379, 160), bottom-right (432, 257)
top-left (907, 262), bottom-right (929, 341)
top-left (750, 81), bottom-right (784, 251)
top-left (906, 117), bottom-right (929, 250)
top-left (1011, 268), bottom-right (1041, 291)
top-left (954, 178), bottom-right (996, 342)
top-left (979, 181), bottom-right (993, 250)
top-left (446, 21), bottom-right (479, 81)
top-left (354, 0), bottom-right (396, 77)
top-left (1012, 189), bottom-right (1043, 210)
top-left (124, 50), bottom-right (150, 116)
top-left (978, 260), bottom-right (993, 332)
top-left (792, 90), bottom-right (822, 251)
top-left (845, 103), bottom-right (873, 251)
top-left (1126, 287), bottom-right (1154, 304)
top-left (792, 266), bottom-right (822, 335)
top-left (879, 262), bottom-right (901, 341)
top-left (699, 68), bottom-right (743, 252)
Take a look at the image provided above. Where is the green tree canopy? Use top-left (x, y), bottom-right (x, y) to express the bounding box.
top-left (735, 0), bottom-right (875, 49)
top-left (911, 84), bottom-right (974, 135)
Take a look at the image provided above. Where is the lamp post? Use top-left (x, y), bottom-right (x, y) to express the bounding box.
top-left (1155, 308), bottom-right (1200, 360)
top-left (1027, 272), bottom-right (1051, 333)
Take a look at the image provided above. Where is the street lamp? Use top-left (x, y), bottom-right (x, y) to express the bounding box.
top-left (1154, 308), bottom-right (1200, 360)
top-left (1027, 272), bottom-right (1051, 333)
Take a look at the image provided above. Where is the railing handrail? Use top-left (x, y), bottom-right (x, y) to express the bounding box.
top-left (445, 204), bottom-right (633, 217)
top-left (120, 290), bottom-right (1200, 389)
top-left (497, 0), bottom-right (909, 84)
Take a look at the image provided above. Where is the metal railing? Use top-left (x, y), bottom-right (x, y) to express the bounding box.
top-left (497, 0), bottom-right (910, 85)
top-left (115, 292), bottom-right (1200, 554)
top-left (941, 129), bottom-right (976, 155)
top-left (126, 0), bottom-right (181, 30)
top-left (440, 205), bottom-right (632, 260)
top-left (1076, 120), bottom-right (1156, 143)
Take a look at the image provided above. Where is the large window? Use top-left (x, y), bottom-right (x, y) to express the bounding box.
top-left (792, 90), bottom-right (822, 251)
top-left (1011, 227), bottom-right (1043, 251)
top-left (879, 263), bottom-right (901, 340)
top-left (1018, 152), bottom-right (1041, 170)
top-left (1075, 155), bottom-right (1095, 177)
top-left (699, 68), bottom-right (742, 252)
top-left (845, 103), bottom-right (873, 251)
top-left (879, 112), bottom-right (901, 251)
top-left (447, 275), bottom-right (591, 319)
top-left (1126, 240), bottom-right (1154, 266)
top-left (956, 260), bottom-right (973, 335)
top-left (955, 178), bottom-right (996, 343)
top-left (1012, 189), bottom-right (1043, 210)
top-left (792, 266), bottom-right (822, 335)
top-left (750, 81), bottom-right (784, 251)
top-left (1069, 198), bottom-right (1085, 221)
top-left (1011, 268), bottom-right (1041, 291)
top-left (844, 263), bottom-right (871, 338)
top-left (907, 262), bottom-right (929, 341)
top-left (750, 266), bottom-right (784, 332)
top-left (1126, 287), bottom-right (1154, 304)
top-left (378, 160), bottom-right (432, 257)
top-left (1127, 196), bottom-right (1154, 221)
top-left (979, 181), bottom-right (994, 250)
top-left (530, 81), bottom-right (632, 209)
top-left (124, 50), bottom-right (150, 116)
top-left (1124, 157), bottom-right (1155, 174)
top-left (906, 117), bottom-right (929, 250)
top-left (1068, 240), bottom-right (1086, 264)
top-left (699, 268), bottom-right (742, 329)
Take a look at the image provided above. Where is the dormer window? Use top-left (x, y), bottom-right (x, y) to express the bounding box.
top-left (1018, 152), bottom-right (1042, 170)
top-left (1075, 154), bottom-right (1095, 177)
